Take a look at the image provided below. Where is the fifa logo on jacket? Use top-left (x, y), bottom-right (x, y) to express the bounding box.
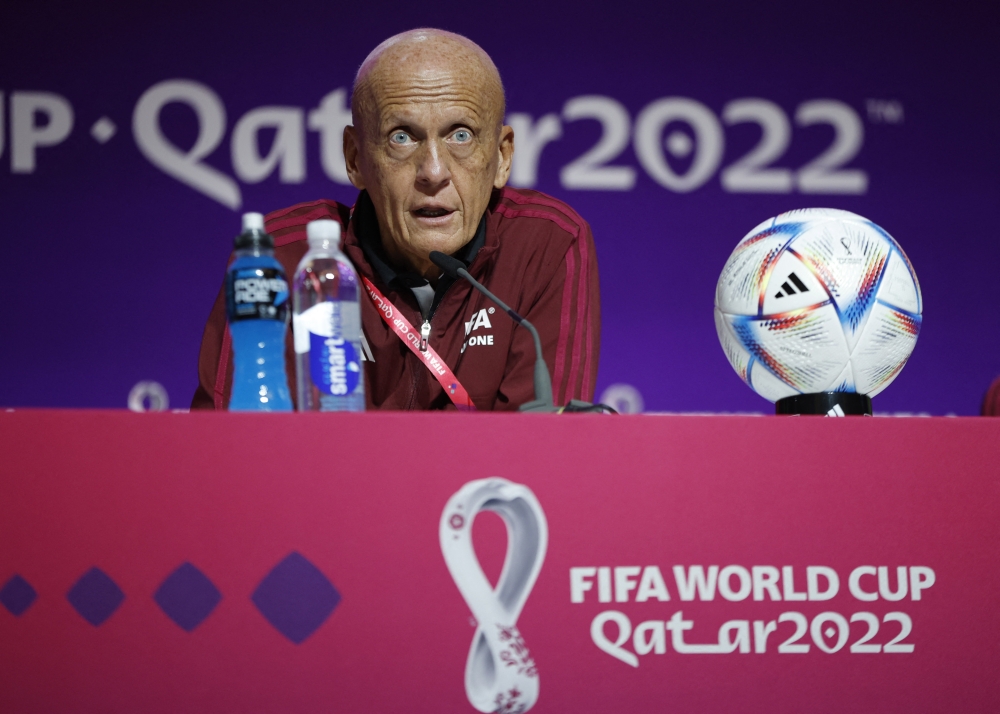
top-left (463, 308), bottom-right (494, 350)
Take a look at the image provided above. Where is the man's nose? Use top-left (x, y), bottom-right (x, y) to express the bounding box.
top-left (415, 139), bottom-right (452, 189)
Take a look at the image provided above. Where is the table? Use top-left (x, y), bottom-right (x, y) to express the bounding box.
top-left (1, 410), bottom-right (998, 712)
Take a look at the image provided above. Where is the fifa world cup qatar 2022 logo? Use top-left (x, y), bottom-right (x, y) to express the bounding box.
top-left (440, 479), bottom-right (549, 714)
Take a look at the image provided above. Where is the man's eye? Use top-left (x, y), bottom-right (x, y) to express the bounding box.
top-left (452, 130), bottom-right (472, 142)
top-left (390, 132), bottom-right (411, 144)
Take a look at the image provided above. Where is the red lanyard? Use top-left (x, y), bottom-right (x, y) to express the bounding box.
top-left (361, 276), bottom-right (477, 411)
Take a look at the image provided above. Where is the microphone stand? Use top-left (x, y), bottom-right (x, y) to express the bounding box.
top-left (429, 251), bottom-right (614, 414)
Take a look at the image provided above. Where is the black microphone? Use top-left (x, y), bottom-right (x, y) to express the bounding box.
top-left (429, 250), bottom-right (555, 412)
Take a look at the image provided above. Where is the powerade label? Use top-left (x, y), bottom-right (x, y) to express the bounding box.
top-left (226, 268), bottom-right (289, 322)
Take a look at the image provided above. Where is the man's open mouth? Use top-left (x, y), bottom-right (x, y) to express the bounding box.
top-left (413, 207), bottom-right (453, 218)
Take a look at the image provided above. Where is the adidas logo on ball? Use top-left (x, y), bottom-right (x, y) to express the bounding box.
top-left (773, 272), bottom-right (810, 299)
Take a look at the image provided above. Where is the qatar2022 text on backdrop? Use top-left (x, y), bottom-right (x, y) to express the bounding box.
top-left (1, 0), bottom-right (997, 413)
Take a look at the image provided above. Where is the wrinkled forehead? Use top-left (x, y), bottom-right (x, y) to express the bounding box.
top-left (372, 66), bottom-right (496, 120)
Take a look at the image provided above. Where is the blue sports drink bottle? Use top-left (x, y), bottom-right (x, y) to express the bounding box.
top-left (225, 212), bottom-right (293, 411)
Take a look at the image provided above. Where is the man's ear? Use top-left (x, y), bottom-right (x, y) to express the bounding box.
top-left (344, 125), bottom-right (366, 190)
top-left (493, 124), bottom-right (514, 189)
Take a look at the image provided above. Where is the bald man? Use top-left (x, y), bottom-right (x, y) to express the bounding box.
top-left (192, 29), bottom-right (600, 411)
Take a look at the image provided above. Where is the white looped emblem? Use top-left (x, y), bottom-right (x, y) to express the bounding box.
top-left (440, 478), bottom-right (548, 713)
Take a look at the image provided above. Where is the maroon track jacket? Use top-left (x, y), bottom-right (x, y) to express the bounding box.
top-left (192, 187), bottom-right (600, 411)
top-left (983, 376), bottom-right (1000, 416)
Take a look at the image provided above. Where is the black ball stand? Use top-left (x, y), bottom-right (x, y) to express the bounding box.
top-left (775, 392), bottom-right (872, 416)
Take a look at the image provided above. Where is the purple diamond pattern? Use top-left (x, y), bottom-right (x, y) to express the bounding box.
top-left (67, 567), bottom-right (124, 626)
top-left (154, 562), bottom-right (221, 632)
top-left (0, 575), bottom-right (37, 616)
top-left (251, 552), bottom-right (340, 644)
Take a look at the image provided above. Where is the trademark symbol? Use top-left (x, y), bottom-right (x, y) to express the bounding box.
top-left (488, 307), bottom-right (495, 314)
top-left (866, 99), bottom-right (904, 124)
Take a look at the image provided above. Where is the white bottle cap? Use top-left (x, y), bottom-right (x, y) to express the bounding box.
top-left (242, 212), bottom-right (265, 232)
top-left (307, 219), bottom-right (341, 247)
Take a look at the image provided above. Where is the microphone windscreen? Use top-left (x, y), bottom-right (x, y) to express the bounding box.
top-left (429, 251), bottom-right (464, 279)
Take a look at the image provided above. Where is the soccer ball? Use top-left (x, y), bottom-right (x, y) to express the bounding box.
top-left (715, 208), bottom-right (922, 402)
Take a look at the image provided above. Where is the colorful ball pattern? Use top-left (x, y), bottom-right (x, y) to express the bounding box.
top-left (715, 208), bottom-right (922, 402)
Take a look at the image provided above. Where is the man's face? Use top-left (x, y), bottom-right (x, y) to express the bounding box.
top-left (345, 58), bottom-right (513, 278)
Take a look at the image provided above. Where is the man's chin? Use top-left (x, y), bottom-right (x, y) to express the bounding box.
top-left (406, 228), bottom-right (470, 257)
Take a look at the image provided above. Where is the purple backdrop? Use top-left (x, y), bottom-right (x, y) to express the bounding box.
top-left (1, 0), bottom-right (997, 414)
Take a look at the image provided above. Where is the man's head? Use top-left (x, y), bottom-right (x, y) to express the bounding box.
top-left (344, 29), bottom-right (514, 280)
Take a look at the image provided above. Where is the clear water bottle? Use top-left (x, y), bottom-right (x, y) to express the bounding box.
top-left (225, 212), bottom-right (293, 411)
top-left (292, 219), bottom-right (365, 411)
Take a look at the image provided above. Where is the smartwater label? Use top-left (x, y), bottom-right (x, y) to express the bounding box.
top-left (293, 302), bottom-right (361, 395)
top-left (226, 268), bottom-right (289, 322)
top-left (292, 303), bottom-right (331, 353)
top-left (309, 332), bottom-right (361, 395)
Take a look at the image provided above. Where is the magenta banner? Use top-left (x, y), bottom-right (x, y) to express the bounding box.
top-left (1, 1), bottom-right (998, 413)
top-left (2, 411), bottom-right (998, 711)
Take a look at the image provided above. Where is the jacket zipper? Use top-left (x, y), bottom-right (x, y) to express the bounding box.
top-left (408, 309), bottom-right (435, 409)
top-left (405, 280), bottom-right (458, 409)
top-left (419, 320), bottom-right (431, 352)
